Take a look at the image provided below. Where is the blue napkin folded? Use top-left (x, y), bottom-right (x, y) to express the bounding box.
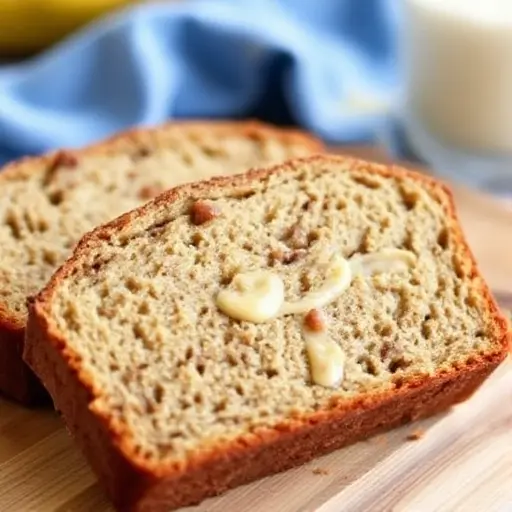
top-left (0, 0), bottom-right (399, 165)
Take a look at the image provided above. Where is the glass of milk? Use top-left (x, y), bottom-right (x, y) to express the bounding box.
top-left (401, 0), bottom-right (512, 194)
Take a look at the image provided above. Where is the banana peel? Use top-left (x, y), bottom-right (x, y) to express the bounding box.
top-left (0, 0), bottom-right (138, 56)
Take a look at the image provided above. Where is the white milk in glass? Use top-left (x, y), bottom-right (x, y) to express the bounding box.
top-left (401, 0), bottom-right (512, 193)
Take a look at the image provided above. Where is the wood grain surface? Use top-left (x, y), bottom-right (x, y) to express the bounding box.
top-left (0, 148), bottom-right (511, 512)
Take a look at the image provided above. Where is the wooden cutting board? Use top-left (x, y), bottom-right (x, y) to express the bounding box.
top-left (0, 148), bottom-right (511, 512)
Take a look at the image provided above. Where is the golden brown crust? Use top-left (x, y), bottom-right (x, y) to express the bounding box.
top-left (0, 120), bottom-right (324, 404)
top-left (23, 154), bottom-right (510, 511)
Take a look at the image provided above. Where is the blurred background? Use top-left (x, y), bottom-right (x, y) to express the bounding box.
top-left (1, 0), bottom-right (512, 196)
top-left (0, 0), bottom-right (137, 56)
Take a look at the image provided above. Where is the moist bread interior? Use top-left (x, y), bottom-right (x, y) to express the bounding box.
top-left (0, 128), bottom-right (313, 321)
top-left (46, 158), bottom-right (497, 464)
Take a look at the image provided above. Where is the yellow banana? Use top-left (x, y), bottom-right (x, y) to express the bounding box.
top-left (0, 0), bottom-right (138, 55)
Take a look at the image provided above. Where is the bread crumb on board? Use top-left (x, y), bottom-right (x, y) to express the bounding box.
top-left (312, 467), bottom-right (330, 476)
top-left (406, 429), bottom-right (425, 441)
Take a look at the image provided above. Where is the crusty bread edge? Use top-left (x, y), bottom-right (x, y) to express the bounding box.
top-left (24, 154), bottom-right (510, 510)
top-left (0, 120), bottom-right (324, 404)
top-left (0, 120), bottom-right (324, 186)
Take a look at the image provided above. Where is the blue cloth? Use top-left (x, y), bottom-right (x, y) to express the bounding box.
top-left (0, 0), bottom-right (400, 165)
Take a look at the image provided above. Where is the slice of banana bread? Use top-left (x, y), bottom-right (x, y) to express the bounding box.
top-left (24, 155), bottom-right (509, 512)
top-left (0, 121), bottom-right (323, 403)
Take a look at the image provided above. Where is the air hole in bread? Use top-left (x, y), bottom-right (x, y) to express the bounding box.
top-left (125, 277), bottom-right (141, 293)
top-left (354, 228), bottom-right (371, 255)
top-left (132, 324), bottom-right (144, 340)
top-left (357, 355), bottom-right (379, 376)
top-left (199, 145), bottom-right (225, 158)
top-left (453, 258), bottom-right (465, 279)
top-left (237, 190), bottom-right (256, 200)
top-left (36, 219), bottom-right (49, 233)
top-left (282, 224), bottom-right (309, 250)
top-left (308, 230), bottom-right (320, 245)
top-left (352, 174), bottom-right (382, 189)
top-left (264, 207), bottom-right (278, 223)
top-left (47, 190), bottom-right (65, 206)
top-left (300, 273), bottom-right (312, 293)
top-left (226, 353), bottom-right (238, 367)
top-left (421, 321), bottom-right (432, 340)
top-left (5, 212), bottom-right (22, 240)
top-left (464, 291), bottom-right (479, 308)
top-left (379, 342), bottom-right (392, 359)
top-left (43, 250), bottom-right (58, 266)
top-left (191, 233), bottom-right (204, 248)
top-left (388, 357), bottom-right (410, 374)
top-left (138, 303), bottom-right (150, 316)
top-left (301, 199), bottom-right (314, 212)
top-left (393, 376), bottom-right (405, 389)
top-left (153, 384), bottom-right (164, 404)
top-left (436, 276), bottom-right (448, 297)
top-left (399, 185), bottom-right (419, 211)
top-left (133, 146), bottom-right (151, 160)
top-left (220, 273), bottom-right (235, 287)
top-left (178, 151), bottom-right (194, 166)
top-left (402, 231), bottom-right (415, 252)
top-left (224, 331), bottom-right (235, 345)
top-left (375, 322), bottom-right (393, 337)
top-left (265, 368), bottom-right (279, 379)
top-left (119, 236), bottom-right (130, 247)
top-left (336, 199), bottom-right (347, 210)
top-left (214, 400), bottom-right (228, 413)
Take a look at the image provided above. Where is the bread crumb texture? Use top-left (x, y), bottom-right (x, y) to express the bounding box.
top-left (0, 124), bottom-right (316, 321)
top-left (47, 157), bottom-right (500, 465)
top-left (312, 467), bottom-right (330, 476)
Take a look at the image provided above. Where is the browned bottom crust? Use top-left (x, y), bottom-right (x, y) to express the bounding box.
top-left (24, 309), bottom-right (505, 512)
top-left (0, 324), bottom-right (48, 404)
